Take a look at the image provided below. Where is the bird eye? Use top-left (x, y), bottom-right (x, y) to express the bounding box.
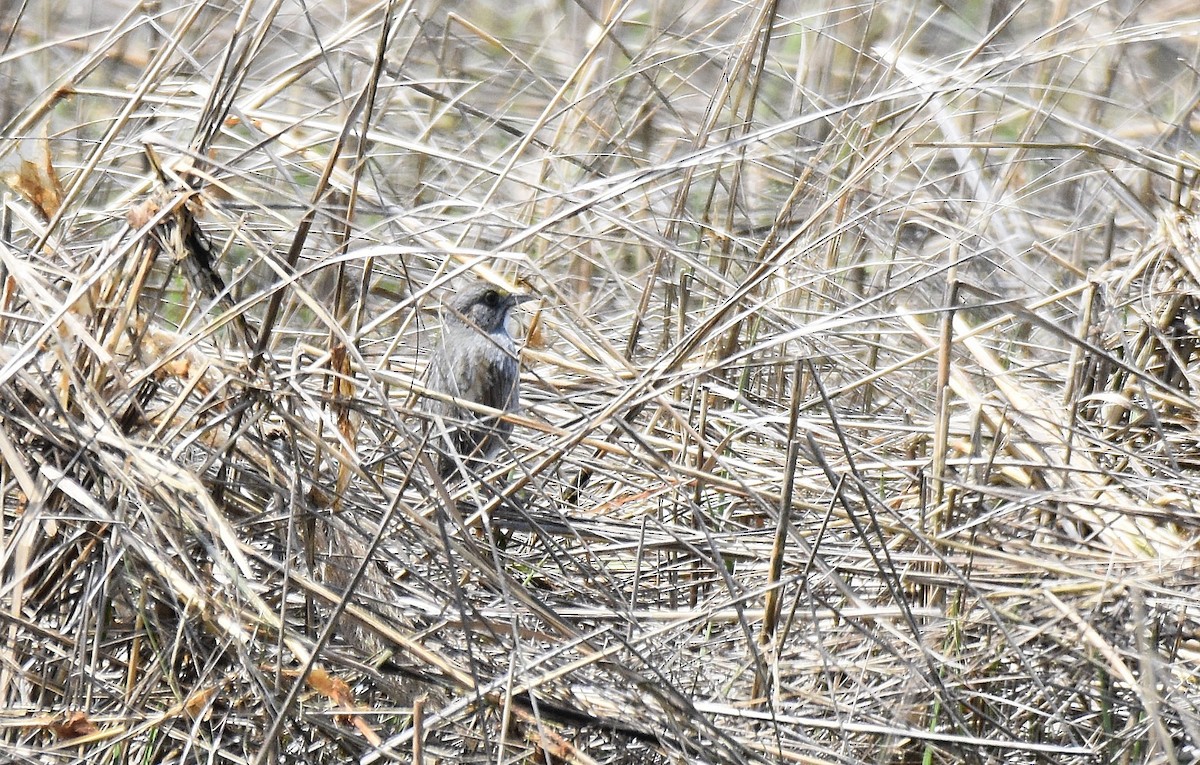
top-left (482, 290), bottom-right (500, 307)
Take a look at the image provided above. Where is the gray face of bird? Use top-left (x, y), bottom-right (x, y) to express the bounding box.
top-left (447, 286), bottom-right (530, 335)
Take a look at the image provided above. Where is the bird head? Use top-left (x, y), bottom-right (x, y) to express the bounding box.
top-left (445, 283), bottom-right (534, 334)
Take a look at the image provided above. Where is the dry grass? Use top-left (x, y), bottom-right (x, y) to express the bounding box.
top-left (2, 1), bottom-right (1200, 763)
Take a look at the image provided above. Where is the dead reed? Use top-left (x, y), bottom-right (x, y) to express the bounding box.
top-left (2, 2), bottom-right (1198, 763)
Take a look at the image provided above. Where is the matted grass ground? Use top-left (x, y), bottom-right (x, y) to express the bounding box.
top-left (2, 2), bottom-right (1199, 763)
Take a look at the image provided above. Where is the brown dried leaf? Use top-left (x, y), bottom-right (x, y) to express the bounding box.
top-left (48, 711), bottom-right (99, 741)
top-left (4, 139), bottom-right (64, 220)
top-left (305, 667), bottom-right (355, 709)
top-left (183, 685), bottom-right (217, 719)
top-left (127, 197), bottom-right (161, 230)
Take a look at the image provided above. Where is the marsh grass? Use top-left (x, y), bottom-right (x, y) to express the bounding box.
top-left (2, 2), bottom-right (1199, 763)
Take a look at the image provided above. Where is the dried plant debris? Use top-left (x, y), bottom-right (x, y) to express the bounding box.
top-left (2, 3), bottom-right (1200, 765)
top-left (1081, 210), bottom-right (1200, 467)
top-left (4, 138), bottom-right (63, 222)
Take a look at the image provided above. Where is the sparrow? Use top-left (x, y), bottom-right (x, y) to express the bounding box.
top-left (425, 282), bottom-right (533, 478)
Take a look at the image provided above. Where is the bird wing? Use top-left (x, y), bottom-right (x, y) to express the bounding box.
top-left (427, 331), bottom-right (518, 413)
top-left (479, 352), bottom-right (519, 413)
